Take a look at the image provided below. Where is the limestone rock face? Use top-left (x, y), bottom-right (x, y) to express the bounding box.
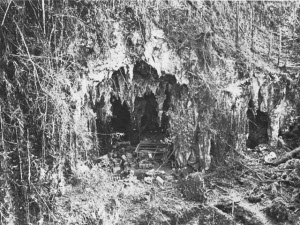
top-left (67, 1), bottom-right (300, 168)
top-left (244, 72), bottom-right (296, 148)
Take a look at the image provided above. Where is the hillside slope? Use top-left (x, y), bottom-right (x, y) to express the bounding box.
top-left (1, 1), bottom-right (300, 224)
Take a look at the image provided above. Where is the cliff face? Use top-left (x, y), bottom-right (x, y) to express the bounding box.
top-left (1, 1), bottom-right (299, 170)
top-left (67, 1), bottom-right (300, 169)
top-left (2, 1), bottom-right (300, 223)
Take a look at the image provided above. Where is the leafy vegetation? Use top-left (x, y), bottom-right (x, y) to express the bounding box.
top-left (1, 1), bottom-right (300, 224)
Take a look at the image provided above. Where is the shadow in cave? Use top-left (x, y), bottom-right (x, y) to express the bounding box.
top-left (111, 96), bottom-right (131, 141)
top-left (108, 61), bottom-right (176, 146)
top-left (109, 91), bottom-right (172, 146)
top-left (133, 91), bottom-right (170, 145)
top-left (246, 99), bottom-right (269, 148)
top-left (140, 92), bottom-right (159, 135)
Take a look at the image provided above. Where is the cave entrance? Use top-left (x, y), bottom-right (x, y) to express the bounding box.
top-left (140, 92), bottom-right (159, 135)
top-left (133, 91), bottom-right (170, 144)
top-left (246, 100), bottom-right (269, 148)
top-left (110, 96), bottom-right (131, 141)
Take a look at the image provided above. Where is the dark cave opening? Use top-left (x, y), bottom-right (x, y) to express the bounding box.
top-left (161, 87), bottom-right (171, 133)
top-left (140, 92), bottom-right (159, 133)
top-left (246, 100), bottom-right (269, 148)
top-left (132, 91), bottom-right (170, 144)
top-left (110, 96), bottom-right (131, 141)
top-left (105, 62), bottom-right (176, 146)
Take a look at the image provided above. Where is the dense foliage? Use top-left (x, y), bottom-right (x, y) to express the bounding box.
top-left (1, 1), bottom-right (300, 224)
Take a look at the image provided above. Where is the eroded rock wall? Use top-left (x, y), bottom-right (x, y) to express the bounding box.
top-left (67, 1), bottom-right (300, 169)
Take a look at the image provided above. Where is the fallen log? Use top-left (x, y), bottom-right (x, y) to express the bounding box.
top-left (266, 146), bottom-right (300, 166)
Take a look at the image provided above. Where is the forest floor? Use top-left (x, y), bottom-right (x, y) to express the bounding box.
top-left (49, 141), bottom-right (300, 225)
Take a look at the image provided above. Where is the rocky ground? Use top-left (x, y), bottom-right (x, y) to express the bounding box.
top-left (40, 139), bottom-right (300, 225)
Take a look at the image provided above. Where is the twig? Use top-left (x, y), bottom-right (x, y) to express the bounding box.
top-left (233, 159), bottom-right (264, 181)
top-left (31, 185), bottom-right (58, 221)
top-left (14, 19), bottom-right (41, 91)
top-left (42, 0), bottom-right (45, 35)
top-left (4, 140), bottom-right (17, 145)
top-left (261, 179), bottom-right (294, 184)
top-left (27, 129), bottom-right (31, 186)
top-left (214, 184), bottom-right (229, 193)
top-left (1, 0), bottom-right (12, 26)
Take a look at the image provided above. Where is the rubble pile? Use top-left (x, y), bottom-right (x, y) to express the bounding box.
top-left (93, 140), bottom-right (174, 183)
top-left (89, 138), bottom-right (300, 224)
top-left (94, 141), bottom-right (136, 176)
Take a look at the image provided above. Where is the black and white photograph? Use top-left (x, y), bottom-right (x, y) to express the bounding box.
top-left (1, 0), bottom-right (300, 224)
